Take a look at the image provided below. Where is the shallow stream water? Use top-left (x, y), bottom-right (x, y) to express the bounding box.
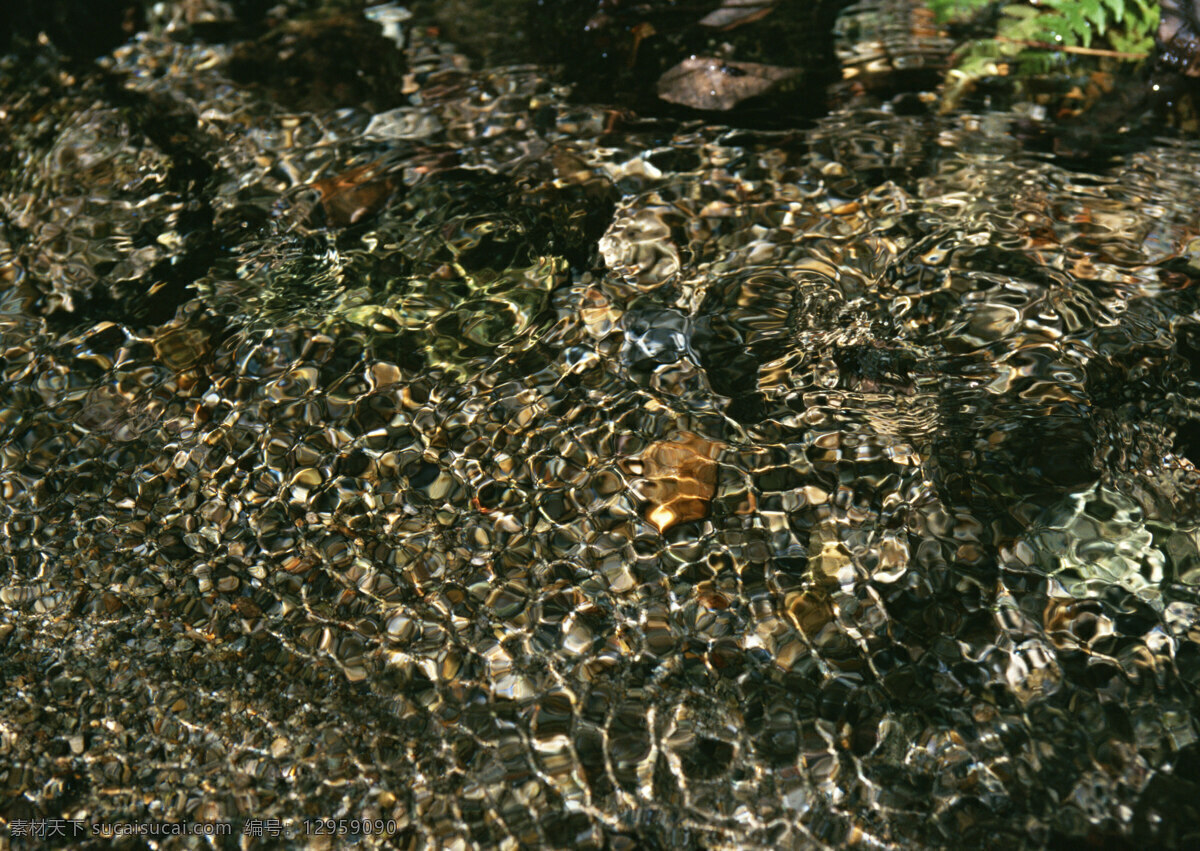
top-left (2, 1), bottom-right (1200, 848)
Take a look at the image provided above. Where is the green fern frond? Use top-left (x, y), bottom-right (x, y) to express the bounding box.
top-left (1100, 0), bottom-right (1125, 25)
top-left (937, 0), bottom-right (1160, 111)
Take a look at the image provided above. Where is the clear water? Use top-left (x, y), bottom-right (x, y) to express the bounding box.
top-left (2, 1), bottom-right (1199, 848)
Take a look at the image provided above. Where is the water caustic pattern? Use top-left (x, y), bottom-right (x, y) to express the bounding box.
top-left (2, 2), bottom-right (1200, 849)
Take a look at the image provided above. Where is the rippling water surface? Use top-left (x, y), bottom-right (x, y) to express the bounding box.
top-left (2, 1), bottom-right (1200, 848)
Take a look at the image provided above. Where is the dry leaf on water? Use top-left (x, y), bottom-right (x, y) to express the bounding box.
top-left (636, 432), bottom-right (723, 533)
top-left (699, 0), bottom-right (776, 31)
top-left (656, 57), bottom-right (800, 111)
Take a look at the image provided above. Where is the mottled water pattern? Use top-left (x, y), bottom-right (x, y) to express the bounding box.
top-left (2, 3), bottom-right (1200, 850)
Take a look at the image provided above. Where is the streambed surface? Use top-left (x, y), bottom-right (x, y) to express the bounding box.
top-left (2, 1), bottom-right (1200, 848)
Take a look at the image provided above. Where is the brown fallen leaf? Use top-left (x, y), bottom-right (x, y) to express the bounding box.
top-left (656, 57), bottom-right (800, 111)
top-left (310, 161), bottom-right (399, 227)
top-left (699, 0), bottom-right (776, 31)
top-left (637, 432), bottom-right (723, 533)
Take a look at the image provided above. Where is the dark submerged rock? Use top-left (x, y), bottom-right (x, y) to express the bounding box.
top-left (1160, 0), bottom-right (1200, 76)
top-left (226, 11), bottom-right (408, 113)
top-left (528, 0), bottom-right (851, 127)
